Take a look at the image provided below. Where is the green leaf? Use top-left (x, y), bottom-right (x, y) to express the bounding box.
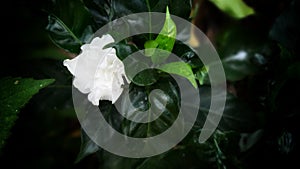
top-left (269, 0), bottom-right (300, 52)
top-left (75, 130), bottom-right (100, 163)
top-left (196, 86), bottom-right (262, 132)
top-left (195, 66), bottom-right (209, 85)
top-left (209, 0), bottom-right (255, 19)
top-left (159, 62), bottom-right (197, 88)
top-left (46, 0), bottom-right (95, 53)
top-left (0, 77), bottom-right (55, 151)
top-left (172, 42), bottom-right (202, 69)
top-left (144, 40), bottom-right (158, 56)
top-left (145, 7), bottom-right (177, 64)
top-left (46, 14), bottom-right (82, 52)
top-left (82, 0), bottom-right (111, 28)
top-left (100, 146), bottom-right (207, 169)
top-left (121, 74), bottom-right (180, 138)
top-left (122, 53), bottom-right (160, 86)
top-left (132, 69), bottom-right (160, 86)
top-left (216, 24), bottom-right (269, 81)
top-left (239, 129), bottom-right (263, 152)
top-left (156, 7), bottom-right (177, 43)
top-left (99, 129), bottom-right (242, 169)
top-left (287, 62), bottom-right (300, 78)
top-left (83, 0), bottom-right (192, 28)
top-left (113, 41), bottom-right (139, 61)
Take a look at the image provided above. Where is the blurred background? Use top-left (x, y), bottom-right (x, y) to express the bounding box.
top-left (0, 0), bottom-right (299, 168)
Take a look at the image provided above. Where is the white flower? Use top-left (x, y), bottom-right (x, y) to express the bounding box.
top-left (63, 34), bottom-right (129, 106)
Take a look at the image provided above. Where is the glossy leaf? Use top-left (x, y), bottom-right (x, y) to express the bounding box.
top-left (46, 0), bottom-right (95, 53)
top-left (82, 0), bottom-right (111, 27)
top-left (0, 77), bottom-right (55, 151)
top-left (100, 146), bottom-right (199, 169)
top-left (239, 129), bottom-right (264, 152)
top-left (145, 7), bottom-right (177, 64)
top-left (46, 15), bottom-right (83, 54)
top-left (172, 42), bottom-right (202, 69)
top-left (269, 0), bottom-right (300, 52)
top-left (113, 41), bottom-right (139, 60)
top-left (83, 0), bottom-right (192, 28)
top-left (196, 86), bottom-right (261, 132)
top-left (144, 40), bottom-right (158, 56)
top-left (195, 66), bottom-right (209, 85)
top-left (121, 74), bottom-right (180, 138)
top-left (132, 69), bottom-right (160, 86)
top-left (159, 62), bottom-right (197, 88)
top-left (74, 99), bottom-right (124, 163)
top-left (98, 129), bottom-right (242, 169)
top-left (75, 130), bottom-right (100, 163)
top-left (209, 0), bottom-right (255, 19)
top-left (122, 52), bottom-right (160, 86)
top-left (216, 24), bottom-right (269, 81)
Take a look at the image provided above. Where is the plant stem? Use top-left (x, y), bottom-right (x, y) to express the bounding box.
top-left (146, 0), bottom-right (152, 40)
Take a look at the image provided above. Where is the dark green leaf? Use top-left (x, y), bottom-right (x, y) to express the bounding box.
top-left (75, 130), bottom-right (100, 163)
top-left (132, 69), bottom-right (160, 86)
top-left (195, 66), bottom-right (209, 85)
top-left (84, 0), bottom-right (192, 28)
top-left (121, 74), bottom-right (180, 138)
top-left (216, 24), bottom-right (269, 81)
top-left (122, 52), bottom-right (160, 86)
top-left (113, 41), bottom-right (139, 61)
top-left (196, 86), bottom-right (261, 132)
top-left (287, 62), bottom-right (300, 78)
top-left (101, 152), bottom-right (141, 169)
top-left (46, 0), bottom-right (95, 53)
top-left (222, 50), bottom-right (259, 81)
top-left (46, 15), bottom-right (83, 53)
top-left (0, 77), bottom-right (55, 151)
top-left (172, 42), bottom-right (202, 69)
top-left (100, 142), bottom-right (201, 169)
top-left (278, 130), bottom-right (294, 154)
top-left (269, 0), bottom-right (300, 53)
top-left (167, 0), bottom-right (192, 19)
top-left (218, 94), bottom-right (261, 131)
top-left (239, 129), bottom-right (263, 152)
top-left (82, 0), bottom-right (111, 28)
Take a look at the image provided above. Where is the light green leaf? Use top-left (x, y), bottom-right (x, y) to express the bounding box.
top-left (195, 66), bottom-right (209, 85)
top-left (209, 0), bottom-right (255, 19)
top-left (0, 77), bottom-right (55, 151)
top-left (144, 40), bottom-right (158, 56)
top-left (155, 6), bottom-right (177, 50)
top-left (145, 7), bottom-right (177, 64)
top-left (159, 62), bottom-right (197, 88)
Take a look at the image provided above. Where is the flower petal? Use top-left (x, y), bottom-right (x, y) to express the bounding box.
top-left (63, 34), bottom-right (129, 106)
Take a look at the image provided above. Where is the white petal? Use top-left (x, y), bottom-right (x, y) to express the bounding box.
top-left (111, 75), bottom-right (124, 104)
top-left (63, 57), bottom-right (78, 75)
top-left (63, 34), bottom-right (129, 105)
